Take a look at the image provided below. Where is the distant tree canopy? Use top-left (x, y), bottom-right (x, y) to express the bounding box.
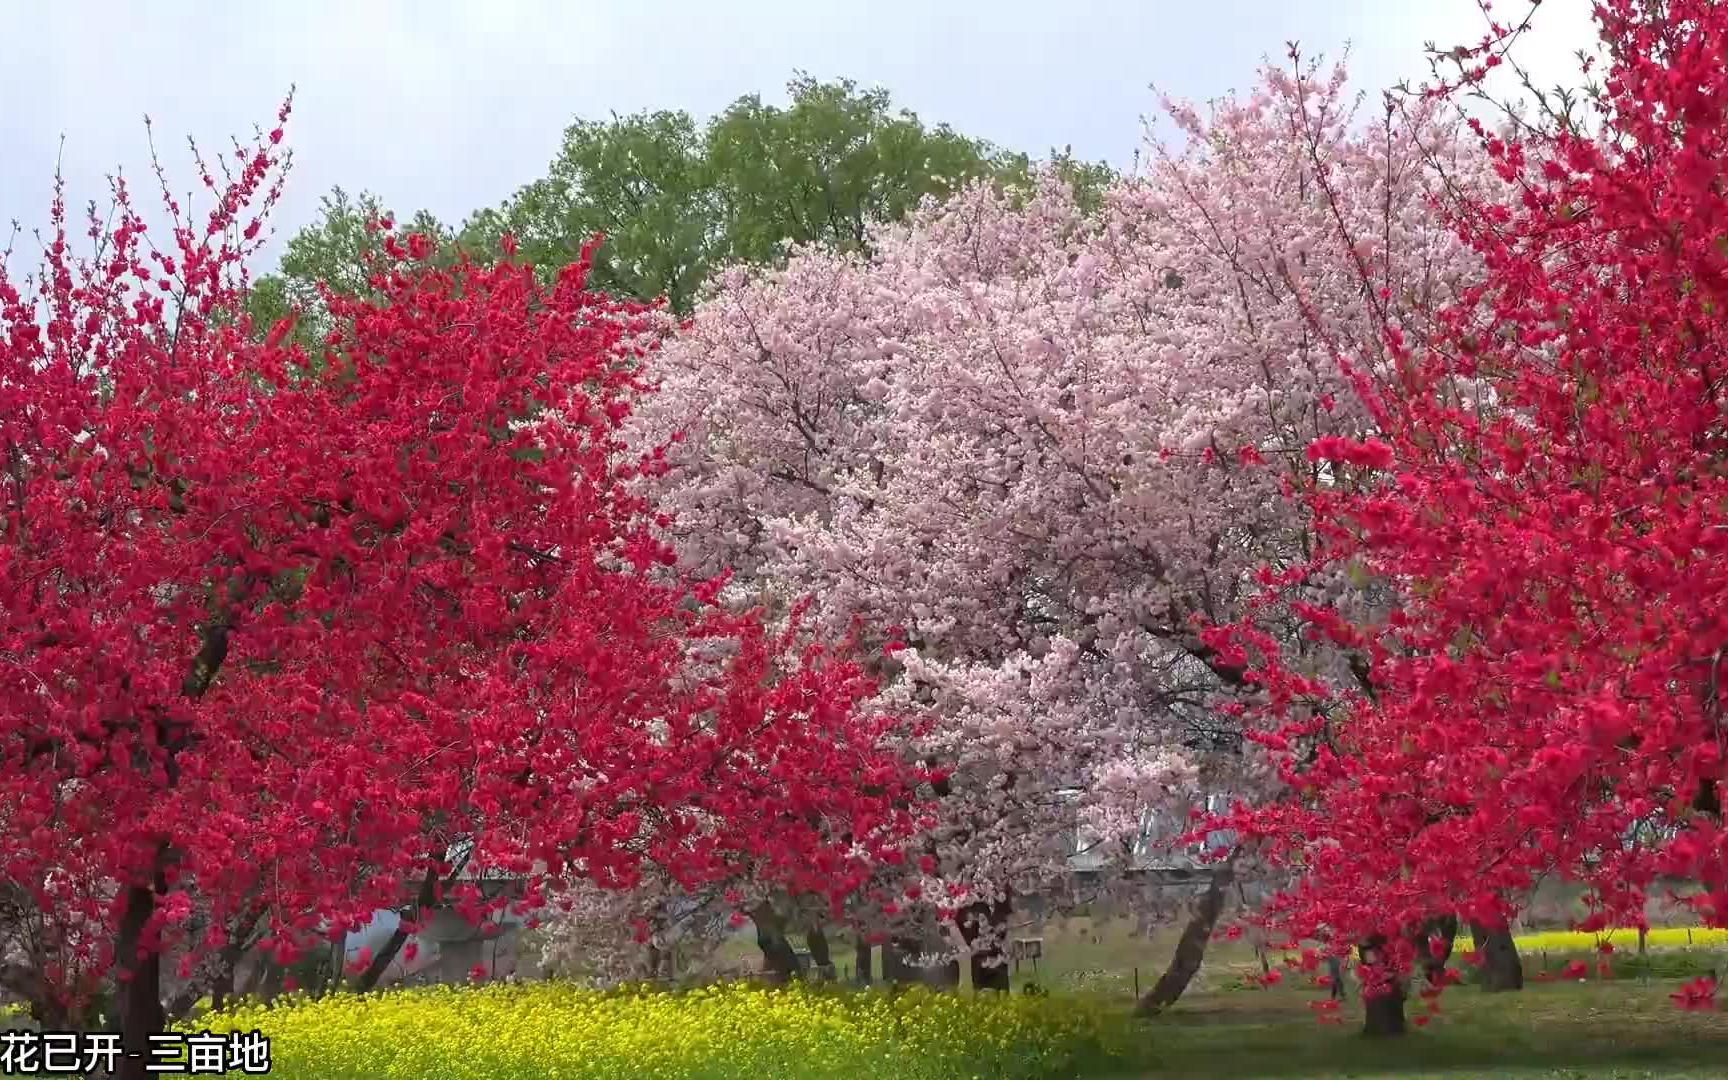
top-left (246, 74), bottom-right (1116, 337)
top-left (245, 188), bottom-right (453, 348)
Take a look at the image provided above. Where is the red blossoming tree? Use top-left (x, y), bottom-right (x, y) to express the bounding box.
top-left (1209, 0), bottom-right (1728, 1035)
top-left (0, 103), bottom-right (923, 1074)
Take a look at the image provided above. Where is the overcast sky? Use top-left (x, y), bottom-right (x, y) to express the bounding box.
top-left (2, 1), bottom-right (1601, 271)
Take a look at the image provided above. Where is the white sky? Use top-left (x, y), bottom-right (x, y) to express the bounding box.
top-left (0, 0), bottom-right (1601, 271)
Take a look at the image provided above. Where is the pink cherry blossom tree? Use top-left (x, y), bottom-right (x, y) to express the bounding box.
top-left (630, 55), bottom-right (1492, 1003)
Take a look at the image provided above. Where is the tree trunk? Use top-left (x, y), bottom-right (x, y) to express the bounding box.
top-left (960, 892), bottom-right (1012, 992)
top-left (1136, 865), bottom-right (1232, 1016)
top-left (881, 938), bottom-right (914, 984)
top-left (1362, 980), bottom-right (1408, 1037)
top-left (1469, 921), bottom-right (1524, 991)
top-left (166, 981), bottom-right (204, 1022)
top-left (750, 902), bottom-right (799, 983)
top-left (203, 904), bottom-right (266, 1012)
top-left (1419, 913), bottom-right (1458, 984)
top-left (1359, 934), bottom-right (1407, 1038)
top-left (115, 884), bottom-right (166, 1080)
top-left (209, 960), bottom-right (234, 1013)
top-left (354, 853), bottom-right (468, 993)
top-left (110, 620), bottom-right (229, 1077)
top-left (853, 937), bottom-right (872, 986)
top-left (30, 995), bottom-right (70, 1032)
top-left (805, 926), bottom-right (833, 980)
top-left (352, 924), bottom-right (409, 992)
top-left (805, 926), bottom-right (831, 967)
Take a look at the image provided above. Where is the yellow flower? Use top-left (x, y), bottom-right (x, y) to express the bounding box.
top-left (176, 978), bottom-right (1133, 1078)
top-left (1512, 926), bottom-right (1728, 952)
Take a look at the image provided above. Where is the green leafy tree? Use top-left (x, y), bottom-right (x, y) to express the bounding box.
top-left (246, 188), bottom-right (450, 349)
top-left (254, 76), bottom-right (1115, 328)
top-left (466, 74), bottom-right (1114, 310)
top-left (458, 109), bottom-right (719, 310)
top-left (699, 76), bottom-right (997, 263)
top-left (997, 144), bottom-right (1119, 216)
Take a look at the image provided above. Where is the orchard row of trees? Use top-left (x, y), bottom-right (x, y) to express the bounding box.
top-left (4, 3), bottom-right (1728, 1073)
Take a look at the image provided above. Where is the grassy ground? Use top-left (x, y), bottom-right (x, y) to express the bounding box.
top-left (1022, 919), bottom-right (1728, 1077)
top-left (719, 917), bottom-right (1728, 1078)
top-left (1117, 980), bottom-right (1728, 1078)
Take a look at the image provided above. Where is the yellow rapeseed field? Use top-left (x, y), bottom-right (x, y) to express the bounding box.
top-left (1512, 926), bottom-right (1728, 952)
top-left (184, 980), bottom-right (1137, 1079)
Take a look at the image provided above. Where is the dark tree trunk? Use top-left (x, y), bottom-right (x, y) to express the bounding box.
top-left (1359, 934), bottom-right (1407, 1038)
top-left (30, 996), bottom-right (70, 1031)
top-left (352, 924), bottom-right (409, 992)
top-left (115, 884), bottom-right (166, 1080)
top-left (166, 982), bottom-right (204, 1022)
top-left (1136, 865), bottom-right (1232, 1016)
top-left (209, 960), bottom-right (234, 1013)
top-left (805, 925), bottom-right (833, 980)
top-left (354, 853), bottom-right (469, 993)
top-left (960, 892), bottom-right (1012, 992)
top-left (1469, 921), bottom-right (1524, 991)
top-left (805, 926), bottom-right (831, 967)
top-left (853, 937), bottom-right (872, 986)
top-left (750, 902), bottom-right (800, 983)
top-left (109, 615), bottom-right (233, 1078)
top-left (1419, 913), bottom-right (1459, 984)
top-left (1362, 980), bottom-right (1408, 1037)
top-left (203, 904), bottom-right (266, 1012)
top-left (114, 620), bottom-right (233, 1080)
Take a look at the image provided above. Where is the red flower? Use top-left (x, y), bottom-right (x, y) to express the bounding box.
top-left (1671, 976), bottom-right (1717, 1011)
top-left (0, 97), bottom-right (927, 1023)
top-left (1213, 0), bottom-right (1728, 1016)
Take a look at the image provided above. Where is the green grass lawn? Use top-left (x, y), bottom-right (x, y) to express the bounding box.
top-left (1111, 980), bottom-right (1728, 1078)
top-left (1042, 915), bottom-right (1728, 1078)
top-left (711, 914), bottom-right (1728, 1077)
top-left (710, 914), bottom-right (1728, 1078)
